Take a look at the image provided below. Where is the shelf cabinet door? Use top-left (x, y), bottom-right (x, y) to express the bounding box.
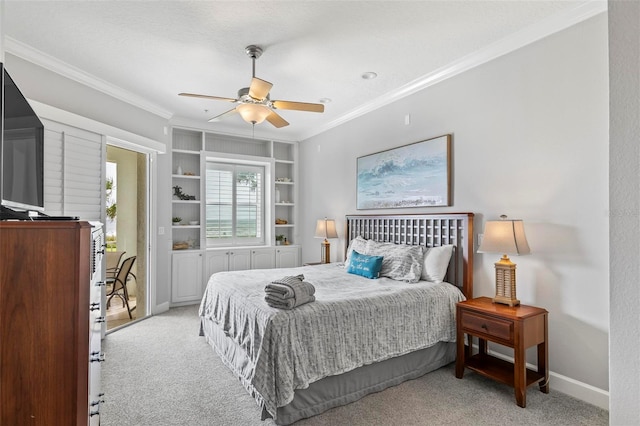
top-left (252, 248), bottom-right (276, 269)
top-left (171, 252), bottom-right (203, 303)
top-left (229, 249), bottom-right (251, 271)
top-left (276, 246), bottom-right (301, 268)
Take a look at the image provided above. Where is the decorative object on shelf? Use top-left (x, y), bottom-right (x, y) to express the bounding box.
top-left (172, 241), bottom-right (189, 250)
top-left (276, 234), bottom-right (285, 245)
top-left (275, 187), bottom-right (281, 203)
top-left (177, 165), bottom-right (183, 175)
top-left (357, 134), bottom-right (451, 209)
top-left (189, 221), bottom-right (199, 226)
top-left (275, 218), bottom-right (288, 225)
top-left (314, 218), bottom-right (338, 263)
top-left (173, 185), bottom-right (196, 200)
top-left (172, 216), bottom-right (182, 225)
top-left (477, 215), bottom-right (531, 306)
top-left (183, 171), bottom-right (195, 176)
top-left (275, 177), bottom-right (292, 182)
top-left (283, 238), bottom-right (290, 245)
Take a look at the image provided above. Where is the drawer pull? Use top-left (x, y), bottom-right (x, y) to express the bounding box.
top-left (90, 352), bottom-right (106, 363)
top-left (481, 324), bottom-right (488, 330)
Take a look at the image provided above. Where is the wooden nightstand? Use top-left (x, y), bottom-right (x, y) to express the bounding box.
top-left (455, 297), bottom-right (549, 407)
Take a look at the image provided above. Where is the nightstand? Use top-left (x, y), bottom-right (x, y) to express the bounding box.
top-left (455, 297), bottom-right (548, 407)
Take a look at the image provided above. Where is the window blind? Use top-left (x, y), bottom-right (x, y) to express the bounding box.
top-left (206, 162), bottom-right (264, 246)
top-left (42, 119), bottom-right (104, 221)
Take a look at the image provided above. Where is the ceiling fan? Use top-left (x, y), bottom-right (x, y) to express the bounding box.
top-left (179, 45), bottom-right (324, 128)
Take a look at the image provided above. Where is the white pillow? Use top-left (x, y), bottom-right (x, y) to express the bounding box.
top-left (421, 245), bottom-right (454, 283)
top-left (344, 236), bottom-right (368, 268)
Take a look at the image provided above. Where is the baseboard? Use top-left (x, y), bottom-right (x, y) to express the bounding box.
top-left (548, 370), bottom-right (609, 410)
top-left (152, 301), bottom-right (170, 315)
top-left (487, 349), bottom-right (609, 410)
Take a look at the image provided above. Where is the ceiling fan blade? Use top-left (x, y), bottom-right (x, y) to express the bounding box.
top-left (248, 78), bottom-right (273, 100)
top-left (179, 92), bottom-right (237, 103)
top-left (266, 110), bottom-right (289, 128)
top-left (208, 107), bottom-right (238, 122)
top-left (272, 100), bottom-right (324, 113)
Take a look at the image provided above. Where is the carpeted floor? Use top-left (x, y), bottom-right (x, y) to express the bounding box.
top-left (101, 305), bottom-right (608, 426)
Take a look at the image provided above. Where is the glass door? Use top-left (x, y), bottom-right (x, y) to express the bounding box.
top-left (105, 145), bottom-right (149, 331)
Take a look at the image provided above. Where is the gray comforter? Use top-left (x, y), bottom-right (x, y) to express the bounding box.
top-left (198, 263), bottom-right (464, 420)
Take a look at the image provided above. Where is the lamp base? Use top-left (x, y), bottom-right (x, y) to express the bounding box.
top-left (493, 295), bottom-right (520, 307)
top-left (493, 254), bottom-right (519, 307)
top-left (320, 239), bottom-right (330, 264)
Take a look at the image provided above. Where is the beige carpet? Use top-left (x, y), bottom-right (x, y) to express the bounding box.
top-left (101, 305), bottom-right (608, 426)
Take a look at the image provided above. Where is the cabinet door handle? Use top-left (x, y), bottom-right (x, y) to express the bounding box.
top-left (90, 352), bottom-right (106, 363)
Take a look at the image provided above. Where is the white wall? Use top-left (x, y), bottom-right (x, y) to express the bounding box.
top-left (300, 13), bottom-right (610, 404)
top-left (608, 0), bottom-right (640, 423)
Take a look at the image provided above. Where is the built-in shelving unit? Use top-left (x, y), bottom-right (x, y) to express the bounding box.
top-left (172, 129), bottom-right (202, 251)
top-left (170, 127), bottom-right (300, 305)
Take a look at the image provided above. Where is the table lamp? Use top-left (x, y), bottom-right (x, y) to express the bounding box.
top-left (477, 215), bottom-right (530, 306)
top-left (314, 218), bottom-right (338, 263)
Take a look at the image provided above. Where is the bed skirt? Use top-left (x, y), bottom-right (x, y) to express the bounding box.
top-left (200, 316), bottom-right (456, 425)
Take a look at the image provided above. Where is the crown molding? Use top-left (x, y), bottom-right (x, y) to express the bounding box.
top-left (4, 36), bottom-right (173, 120)
top-left (300, 0), bottom-right (608, 141)
top-left (3, 0), bottom-right (607, 139)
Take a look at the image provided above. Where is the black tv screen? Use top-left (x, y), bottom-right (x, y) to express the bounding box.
top-left (1, 63), bottom-right (45, 212)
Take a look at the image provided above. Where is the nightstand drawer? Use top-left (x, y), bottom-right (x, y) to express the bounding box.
top-left (461, 311), bottom-right (513, 342)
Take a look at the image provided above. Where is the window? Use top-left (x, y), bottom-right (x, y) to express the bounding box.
top-left (205, 161), bottom-right (264, 246)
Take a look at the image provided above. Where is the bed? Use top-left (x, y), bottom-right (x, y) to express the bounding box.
top-left (199, 213), bottom-right (474, 424)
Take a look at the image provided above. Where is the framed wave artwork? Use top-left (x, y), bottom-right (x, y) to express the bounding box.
top-left (356, 134), bottom-right (451, 209)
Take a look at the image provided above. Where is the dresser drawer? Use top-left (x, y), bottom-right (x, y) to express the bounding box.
top-left (461, 311), bottom-right (513, 343)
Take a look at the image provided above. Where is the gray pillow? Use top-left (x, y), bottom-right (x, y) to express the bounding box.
top-left (365, 240), bottom-right (425, 283)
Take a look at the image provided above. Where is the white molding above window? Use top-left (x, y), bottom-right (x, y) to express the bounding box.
top-left (29, 99), bottom-right (166, 154)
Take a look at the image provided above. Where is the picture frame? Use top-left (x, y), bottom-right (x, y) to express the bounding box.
top-left (356, 134), bottom-right (451, 209)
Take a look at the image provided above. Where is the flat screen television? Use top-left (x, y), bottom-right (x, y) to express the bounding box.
top-left (0, 63), bottom-right (45, 214)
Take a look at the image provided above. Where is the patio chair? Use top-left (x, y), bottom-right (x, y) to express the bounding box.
top-left (106, 255), bottom-right (136, 319)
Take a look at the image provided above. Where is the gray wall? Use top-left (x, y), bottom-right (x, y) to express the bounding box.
top-left (608, 0), bottom-right (640, 423)
top-left (300, 13), bottom-right (610, 402)
top-left (2, 54), bottom-right (174, 310)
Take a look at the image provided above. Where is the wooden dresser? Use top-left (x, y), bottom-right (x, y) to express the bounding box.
top-left (0, 220), bottom-right (104, 425)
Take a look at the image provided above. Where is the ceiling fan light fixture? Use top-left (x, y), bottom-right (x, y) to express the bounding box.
top-left (237, 103), bottom-right (271, 125)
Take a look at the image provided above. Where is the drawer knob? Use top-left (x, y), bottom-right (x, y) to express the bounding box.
top-left (481, 324), bottom-right (488, 330)
top-left (90, 351), bottom-right (106, 363)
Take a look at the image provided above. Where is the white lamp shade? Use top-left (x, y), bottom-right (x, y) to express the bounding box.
top-left (478, 219), bottom-right (530, 255)
top-left (314, 218), bottom-right (338, 239)
top-left (237, 103), bottom-right (271, 124)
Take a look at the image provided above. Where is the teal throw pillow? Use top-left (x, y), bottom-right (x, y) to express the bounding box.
top-left (346, 250), bottom-right (383, 279)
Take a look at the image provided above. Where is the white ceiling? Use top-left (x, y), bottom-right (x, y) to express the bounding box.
top-left (2, 1), bottom-right (604, 141)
